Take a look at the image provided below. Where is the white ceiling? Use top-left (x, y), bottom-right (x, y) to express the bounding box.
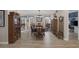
top-left (69, 10), bottom-right (78, 13)
top-left (8, 10), bottom-right (56, 16)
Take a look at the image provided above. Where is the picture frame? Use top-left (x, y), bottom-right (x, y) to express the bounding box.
top-left (0, 10), bottom-right (5, 27)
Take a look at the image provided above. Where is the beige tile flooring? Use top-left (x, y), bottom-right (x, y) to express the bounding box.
top-left (69, 32), bottom-right (78, 40)
top-left (0, 31), bottom-right (79, 48)
top-left (9, 31), bottom-right (79, 48)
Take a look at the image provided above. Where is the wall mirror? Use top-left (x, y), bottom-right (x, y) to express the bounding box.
top-left (36, 16), bottom-right (42, 22)
top-left (59, 16), bottom-right (64, 22)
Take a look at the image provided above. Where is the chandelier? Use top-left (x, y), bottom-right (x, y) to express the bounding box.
top-left (37, 10), bottom-right (42, 16)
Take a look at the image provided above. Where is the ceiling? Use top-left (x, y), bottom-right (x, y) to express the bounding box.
top-left (8, 10), bottom-right (56, 16)
top-left (69, 10), bottom-right (78, 13)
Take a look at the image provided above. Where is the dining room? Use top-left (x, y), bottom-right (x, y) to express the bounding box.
top-left (6, 10), bottom-right (79, 48)
top-left (19, 10), bottom-right (55, 39)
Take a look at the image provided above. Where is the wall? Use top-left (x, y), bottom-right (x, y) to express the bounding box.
top-left (29, 16), bottom-right (50, 28)
top-left (78, 11), bottom-right (79, 40)
top-left (0, 11), bottom-right (8, 44)
top-left (57, 10), bottom-right (69, 41)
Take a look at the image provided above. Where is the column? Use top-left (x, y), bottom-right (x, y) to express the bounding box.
top-left (25, 16), bottom-right (28, 31)
top-left (63, 11), bottom-right (69, 41)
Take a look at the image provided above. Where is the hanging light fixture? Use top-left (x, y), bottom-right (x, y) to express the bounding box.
top-left (37, 10), bottom-right (41, 16)
top-left (38, 10), bottom-right (40, 12)
top-left (56, 10), bottom-right (58, 13)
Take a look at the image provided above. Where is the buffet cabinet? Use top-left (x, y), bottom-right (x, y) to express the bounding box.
top-left (51, 18), bottom-right (58, 36)
top-left (8, 12), bottom-right (21, 43)
top-left (51, 16), bottom-right (64, 39)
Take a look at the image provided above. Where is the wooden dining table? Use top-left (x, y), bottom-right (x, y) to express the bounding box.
top-left (35, 25), bottom-right (45, 37)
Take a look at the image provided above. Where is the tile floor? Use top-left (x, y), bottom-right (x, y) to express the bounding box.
top-left (0, 31), bottom-right (79, 48)
top-left (9, 31), bottom-right (79, 48)
top-left (69, 31), bottom-right (78, 40)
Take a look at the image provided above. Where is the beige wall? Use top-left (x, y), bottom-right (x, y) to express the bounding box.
top-left (30, 16), bottom-right (46, 28)
top-left (57, 10), bottom-right (69, 40)
top-left (0, 11), bottom-right (8, 44)
top-left (78, 11), bottom-right (79, 40)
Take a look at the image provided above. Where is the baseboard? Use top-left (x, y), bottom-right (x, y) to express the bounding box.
top-left (21, 30), bottom-right (31, 32)
top-left (64, 38), bottom-right (69, 41)
top-left (0, 42), bottom-right (8, 44)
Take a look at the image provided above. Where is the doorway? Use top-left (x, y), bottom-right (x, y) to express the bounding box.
top-left (69, 11), bottom-right (78, 40)
top-left (20, 16), bottom-right (31, 32)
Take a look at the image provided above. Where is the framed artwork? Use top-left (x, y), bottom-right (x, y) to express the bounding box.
top-left (0, 10), bottom-right (5, 27)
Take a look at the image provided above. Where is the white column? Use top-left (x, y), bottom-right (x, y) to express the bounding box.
top-left (63, 11), bottom-right (69, 41)
top-left (78, 11), bottom-right (79, 40)
top-left (29, 16), bottom-right (31, 30)
top-left (35, 16), bottom-right (37, 25)
top-left (25, 16), bottom-right (28, 31)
